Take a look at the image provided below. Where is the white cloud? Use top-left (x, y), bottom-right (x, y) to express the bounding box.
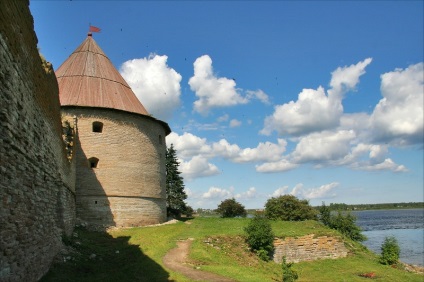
top-left (120, 54), bottom-right (182, 121)
top-left (179, 156), bottom-right (220, 180)
top-left (370, 62), bottom-right (424, 146)
top-left (291, 130), bottom-right (356, 163)
top-left (328, 58), bottom-right (373, 99)
top-left (235, 187), bottom-right (257, 199)
top-left (329, 142), bottom-right (407, 172)
top-left (168, 132), bottom-right (288, 165)
top-left (246, 89), bottom-right (270, 104)
top-left (261, 58), bottom-right (372, 136)
top-left (306, 182), bottom-right (338, 199)
top-left (256, 159), bottom-right (298, 173)
top-left (229, 119), bottom-right (242, 128)
top-left (213, 138), bottom-right (288, 163)
top-left (261, 87), bottom-right (340, 136)
top-left (217, 114), bottom-right (229, 122)
top-left (351, 158), bottom-right (407, 172)
top-left (188, 55), bottom-right (270, 115)
top-left (166, 132), bottom-right (211, 159)
top-left (290, 182), bottom-right (339, 199)
top-left (270, 186), bottom-right (289, 197)
top-left (202, 186), bottom-right (233, 199)
top-left (189, 55), bottom-right (248, 115)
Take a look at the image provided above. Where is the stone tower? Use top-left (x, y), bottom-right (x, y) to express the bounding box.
top-left (56, 34), bottom-right (171, 228)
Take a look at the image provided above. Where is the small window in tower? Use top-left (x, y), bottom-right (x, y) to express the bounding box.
top-left (159, 135), bottom-right (162, 145)
top-left (92, 121), bottom-right (103, 133)
top-left (94, 201), bottom-right (98, 204)
top-left (88, 157), bottom-right (99, 168)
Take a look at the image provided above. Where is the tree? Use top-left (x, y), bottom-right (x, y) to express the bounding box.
top-left (166, 144), bottom-right (188, 218)
top-left (265, 195), bottom-right (317, 221)
top-left (244, 214), bottom-right (274, 261)
top-left (379, 236), bottom-right (400, 265)
top-left (319, 203), bottom-right (366, 242)
top-left (216, 198), bottom-right (247, 218)
top-left (318, 202), bottom-right (332, 226)
top-left (330, 211), bottom-right (366, 242)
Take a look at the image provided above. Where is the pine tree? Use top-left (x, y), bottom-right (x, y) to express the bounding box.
top-left (166, 144), bottom-right (187, 218)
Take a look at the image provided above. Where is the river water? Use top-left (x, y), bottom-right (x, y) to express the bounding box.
top-left (352, 209), bottom-right (424, 266)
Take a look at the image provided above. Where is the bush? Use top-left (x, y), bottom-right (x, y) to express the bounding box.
top-left (329, 211), bottom-right (366, 242)
top-left (244, 214), bottom-right (274, 261)
top-left (319, 203), bottom-right (366, 242)
top-left (265, 195), bottom-right (317, 221)
top-left (183, 205), bottom-right (194, 217)
top-left (282, 257), bottom-right (298, 282)
top-left (379, 236), bottom-right (400, 265)
top-left (318, 202), bottom-right (331, 226)
top-left (216, 198), bottom-right (247, 218)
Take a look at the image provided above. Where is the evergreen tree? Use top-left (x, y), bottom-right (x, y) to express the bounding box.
top-left (166, 144), bottom-right (187, 218)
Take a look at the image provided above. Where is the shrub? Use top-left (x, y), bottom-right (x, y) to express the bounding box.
top-left (216, 198), bottom-right (247, 218)
top-left (265, 195), bottom-right (317, 221)
top-left (319, 203), bottom-right (366, 242)
top-left (244, 214), bottom-right (274, 261)
top-left (318, 202), bottom-right (332, 226)
top-left (379, 236), bottom-right (400, 265)
top-left (282, 257), bottom-right (298, 282)
top-left (329, 211), bottom-right (366, 242)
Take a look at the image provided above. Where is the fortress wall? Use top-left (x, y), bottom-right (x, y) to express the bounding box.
top-left (62, 107), bottom-right (167, 227)
top-left (273, 234), bottom-right (348, 264)
top-left (0, 1), bottom-right (76, 281)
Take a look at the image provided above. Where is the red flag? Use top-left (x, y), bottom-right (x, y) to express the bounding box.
top-left (89, 25), bottom-right (101, 33)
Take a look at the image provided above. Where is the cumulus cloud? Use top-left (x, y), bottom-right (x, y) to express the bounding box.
top-left (291, 130), bottom-right (356, 163)
top-left (269, 183), bottom-right (338, 200)
top-left (167, 132), bottom-right (288, 165)
top-left (261, 58), bottom-right (372, 136)
top-left (360, 159), bottom-right (407, 172)
top-left (217, 114), bottom-right (229, 122)
top-left (370, 62), bottom-right (424, 146)
top-left (120, 54), bottom-right (182, 120)
top-left (290, 182), bottom-right (339, 199)
top-left (246, 89), bottom-right (270, 104)
top-left (213, 138), bottom-right (288, 163)
top-left (188, 55), bottom-right (270, 115)
top-left (235, 187), bottom-right (257, 199)
top-left (229, 119), bottom-right (242, 128)
top-left (179, 156), bottom-right (220, 180)
top-left (189, 55), bottom-right (248, 115)
top-left (166, 132), bottom-right (211, 159)
top-left (328, 58), bottom-right (373, 99)
top-left (256, 159), bottom-right (298, 173)
top-left (202, 186), bottom-right (233, 199)
top-left (270, 186), bottom-right (289, 197)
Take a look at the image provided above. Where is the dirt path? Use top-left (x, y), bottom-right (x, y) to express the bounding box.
top-left (163, 239), bottom-right (235, 282)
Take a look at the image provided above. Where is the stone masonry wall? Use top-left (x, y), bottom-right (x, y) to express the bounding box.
top-left (0, 1), bottom-right (76, 281)
top-left (62, 107), bottom-right (167, 228)
top-left (273, 234), bottom-right (348, 264)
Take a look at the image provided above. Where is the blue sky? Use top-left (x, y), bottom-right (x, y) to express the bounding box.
top-left (30, 1), bottom-right (423, 209)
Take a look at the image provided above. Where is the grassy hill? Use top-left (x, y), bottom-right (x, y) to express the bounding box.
top-left (42, 217), bottom-right (423, 281)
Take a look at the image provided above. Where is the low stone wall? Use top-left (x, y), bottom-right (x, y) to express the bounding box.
top-left (273, 234), bottom-right (348, 263)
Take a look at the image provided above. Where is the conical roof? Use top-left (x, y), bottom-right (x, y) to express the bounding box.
top-left (56, 35), bottom-right (149, 115)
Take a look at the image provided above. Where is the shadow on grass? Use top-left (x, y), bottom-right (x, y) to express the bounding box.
top-left (41, 227), bottom-right (173, 282)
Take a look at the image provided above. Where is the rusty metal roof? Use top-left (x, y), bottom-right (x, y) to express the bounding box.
top-left (56, 35), bottom-right (149, 116)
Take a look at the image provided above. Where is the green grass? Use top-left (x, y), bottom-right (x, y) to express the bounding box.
top-left (41, 218), bottom-right (423, 282)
